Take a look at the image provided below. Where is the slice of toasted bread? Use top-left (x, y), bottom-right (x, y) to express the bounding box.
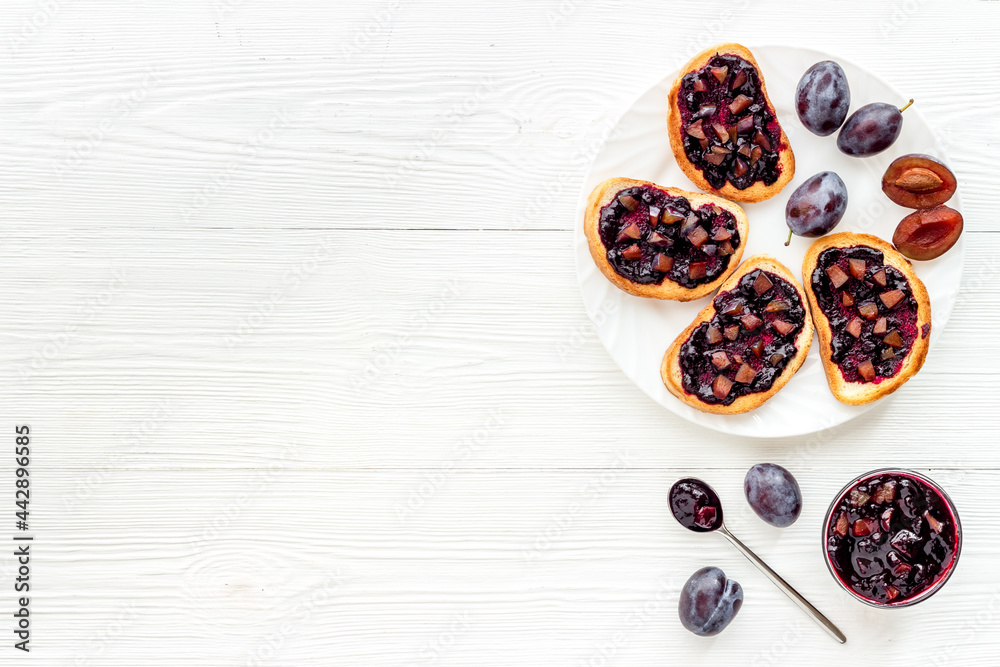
top-left (667, 43), bottom-right (794, 203)
top-left (661, 255), bottom-right (814, 414)
top-left (802, 233), bottom-right (931, 405)
top-left (584, 177), bottom-right (749, 301)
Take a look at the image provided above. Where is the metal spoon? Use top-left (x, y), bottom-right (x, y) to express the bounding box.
top-left (669, 478), bottom-right (846, 644)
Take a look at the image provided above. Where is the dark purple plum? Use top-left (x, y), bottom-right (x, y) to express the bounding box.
top-left (678, 567), bottom-right (743, 636)
top-left (784, 171), bottom-right (848, 244)
top-left (837, 100), bottom-right (913, 157)
top-left (744, 463), bottom-right (802, 527)
top-left (795, 61), bottom-right (850, 136)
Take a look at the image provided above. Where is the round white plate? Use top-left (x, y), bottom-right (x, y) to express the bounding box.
top-left (574, 45), bottom-right (964, 438)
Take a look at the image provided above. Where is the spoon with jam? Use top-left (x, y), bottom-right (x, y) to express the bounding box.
top-left (669, 478), bottom-right (846, 643)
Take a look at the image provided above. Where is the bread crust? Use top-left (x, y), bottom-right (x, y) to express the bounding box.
top-left (666, 42), bottom-right (794, 203)
top-left (584, 177), bottom-right (749, 301)
top-left (660, 255), bottom-right (814, 414)
top-left (802, 233), bottom-right (932, 405)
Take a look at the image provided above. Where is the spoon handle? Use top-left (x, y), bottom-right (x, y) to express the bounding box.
top-left (719, 526), bottom-right (846, 644)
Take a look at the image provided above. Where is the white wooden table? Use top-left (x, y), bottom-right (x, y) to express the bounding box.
top-left (2, 1), bottom-right (999, 664)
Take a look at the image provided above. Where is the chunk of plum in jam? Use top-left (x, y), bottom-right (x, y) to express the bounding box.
top-left (826, 472), bottom-right (959, 604)
top-left (678, 54), bottom-right (784, 191)
top-left (810, 246), bottom-right (920, 383)
top-left (679, 269), bottom-right (805, 405)
top-left (598, 185), bottom-right (741, 287)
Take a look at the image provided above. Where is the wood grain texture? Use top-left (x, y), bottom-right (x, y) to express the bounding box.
top-left (1, 0), bottom-right (999, 664)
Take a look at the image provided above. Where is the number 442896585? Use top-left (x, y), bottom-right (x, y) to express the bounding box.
top-left (15, 426), bottom-right (29, 530)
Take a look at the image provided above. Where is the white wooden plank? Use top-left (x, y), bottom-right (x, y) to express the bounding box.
top-left (0, 228), bottom-right (996, 473)
top-left (1, 0), bottom-right (998, 664)
top-left (1, 2), bottom-right (998, 231)
top-left (9, 468), bottom-right (995, 665)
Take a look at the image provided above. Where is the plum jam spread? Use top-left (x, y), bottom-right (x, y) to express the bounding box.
top-left (826, 472), bottom-right (959, 604)
top-left (598, 184), bottom-right (741, 287)
top-left (669, 478), bottom-right (723, 532)
top-left (811, 246), bottom-right (921, 384)
top-left (677, 54), bottom-right (783, 190)
top-left (679, 269), bottom-right (806, 405)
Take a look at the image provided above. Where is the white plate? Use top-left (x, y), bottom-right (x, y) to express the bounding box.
top-left (574, 45), bottom-right (964, 438)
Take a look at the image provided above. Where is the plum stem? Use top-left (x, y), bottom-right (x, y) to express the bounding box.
top-left (899, 99), bottom-right (915, 113)
top-left (784, 229), bottom-right (793, 246)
